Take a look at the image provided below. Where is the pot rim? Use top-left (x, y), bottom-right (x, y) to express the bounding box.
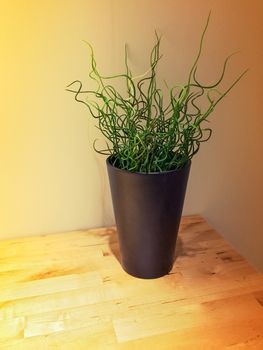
top-left (106, 155), bottom-right (191, 176)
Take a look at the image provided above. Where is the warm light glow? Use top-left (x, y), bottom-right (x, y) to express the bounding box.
top-left (0, 0), bottom-right (263, 270)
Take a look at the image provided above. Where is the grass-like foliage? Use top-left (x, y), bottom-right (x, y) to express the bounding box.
top-left (67, 15), bottom-right (247, 173)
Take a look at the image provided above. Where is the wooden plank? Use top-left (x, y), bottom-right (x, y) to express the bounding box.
top-left (0, 215), bottom-right (263, 349)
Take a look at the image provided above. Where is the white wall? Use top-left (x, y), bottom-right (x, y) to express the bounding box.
top-left (0, 1), bottom-right (262, 269)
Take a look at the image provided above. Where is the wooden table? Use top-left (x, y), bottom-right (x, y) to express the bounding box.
top-left (0, 215), bottom-right (263, 349)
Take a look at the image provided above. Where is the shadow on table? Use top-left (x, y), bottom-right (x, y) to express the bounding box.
top-left (174, 237), bottom-right (185, 259)
top-left (108, 229), bottom-right (122, 265)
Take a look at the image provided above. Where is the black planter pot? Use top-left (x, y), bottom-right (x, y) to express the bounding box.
top-left (106, 157), bottom-right (191, 279)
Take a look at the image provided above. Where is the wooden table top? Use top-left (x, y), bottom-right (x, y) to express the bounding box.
top-left (0, 215), bottom-right (263, 349)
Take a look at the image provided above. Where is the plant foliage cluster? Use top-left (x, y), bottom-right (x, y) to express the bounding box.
top-left (67, 15), bottom-right (246, 173)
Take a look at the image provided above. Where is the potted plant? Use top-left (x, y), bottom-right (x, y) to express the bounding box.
top-left (67, 15), bottom-right (247, 279)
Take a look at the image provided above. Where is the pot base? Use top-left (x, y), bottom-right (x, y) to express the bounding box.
top-left (121, 262), bottom-right (173, 279)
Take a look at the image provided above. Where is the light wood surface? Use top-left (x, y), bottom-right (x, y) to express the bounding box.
top-left (0, 215), bottom-right (263, 349)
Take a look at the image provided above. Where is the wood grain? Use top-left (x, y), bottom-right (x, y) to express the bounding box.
top-left (0, 215), bottom-right (263, 349)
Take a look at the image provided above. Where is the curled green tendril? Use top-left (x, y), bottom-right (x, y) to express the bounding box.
top-left (66, 14), bottom-right (248, 173)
